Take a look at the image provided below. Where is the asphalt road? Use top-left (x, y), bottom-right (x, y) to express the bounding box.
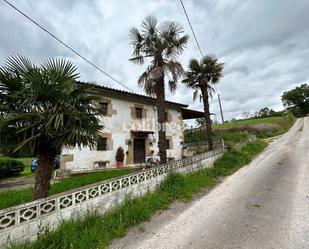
top-left (110, 118), bottom-right (309, 249)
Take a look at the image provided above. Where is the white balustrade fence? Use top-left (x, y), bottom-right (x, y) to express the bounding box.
top-left (0, 147), bottom-right (224, 245)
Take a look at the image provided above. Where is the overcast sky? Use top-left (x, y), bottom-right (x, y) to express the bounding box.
top-left (1, 0), bottom-right (309, 122)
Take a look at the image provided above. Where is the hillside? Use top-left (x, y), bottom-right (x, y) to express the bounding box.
top-left (184, 114), bottom-right (296, 144)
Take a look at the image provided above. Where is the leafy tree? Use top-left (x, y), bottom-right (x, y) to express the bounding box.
top-left (241, 111), bottom-right (251, 119)
top-left (282, 83), bottom-right (309, 117)
top-left (257, 107), bottom-right (275, 118)
top-left (0, 55), bottom-right (103, 199)
top-left (182, 55), bottom-right (224, 150)
top-left (129, 16), bottom-right (188, 164)
top-left (195, 117), bottom-right (205, 127)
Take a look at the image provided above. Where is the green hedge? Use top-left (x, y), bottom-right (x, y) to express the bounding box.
top-left (0, 157), bottom-right (25, 179)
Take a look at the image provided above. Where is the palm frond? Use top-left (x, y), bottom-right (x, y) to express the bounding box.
top-left (193, 89), bottom-right (199, 101)
top-left (159, 21), bottom-right (184, 37)
top-left (129, 27), bottom-right (143, 44)
top-left (0, 55), bottom-right (103, 155)
top-left (168, 80), bottom-right (177, 93)
top-left (183, 55), bottom-right (224, 99)
top-left (188, 58), bottom-right (200, 71)
top-left (200, 55), bottom-right (224, 84)
top-left (5, 54), bottom-right (36, 75)
top-left (129, 56), bottom-right (144, 65)
top-left (164, 60), bottom-right (184, 83)
top-left (159, 21), bottom-right (188, 59)
top-left (141, 15), bottom-right (158, 35)
top-left (42, 58), bottom-right (79, 80)
top-left (137, 70), bottom-right (156, 96)
top-left (130, 16), bottom-right (188, 96)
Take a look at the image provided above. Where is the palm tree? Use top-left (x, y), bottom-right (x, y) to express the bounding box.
top-left (129, 16), bottom-right (188, 164)
top-left (0, 55), bottom-right (104, 200)
top-left (182, 55), bottom-right (224, 150)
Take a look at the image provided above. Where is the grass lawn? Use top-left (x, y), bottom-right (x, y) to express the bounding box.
top-left (0, 168), bottom-right (133, 210)
top-left (8, 140), bottom-right (267, 249)
top-left (16, 157), bottom-right (34, 177)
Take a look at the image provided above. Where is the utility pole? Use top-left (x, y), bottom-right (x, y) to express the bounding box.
top-left (218, 93), bottom-right (225, 124)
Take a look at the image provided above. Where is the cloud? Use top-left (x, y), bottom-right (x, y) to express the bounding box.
top-left (1, 0), bottom-right (308, 121)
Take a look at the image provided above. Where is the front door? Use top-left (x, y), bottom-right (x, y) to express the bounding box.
top-left (134, 138), bottom-right (145, 164)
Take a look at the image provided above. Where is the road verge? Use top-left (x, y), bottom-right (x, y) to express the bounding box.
top-left (8, 140), bottom-right (267, 249)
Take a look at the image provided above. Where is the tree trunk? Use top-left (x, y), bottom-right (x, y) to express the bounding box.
top-left (33, 140), bottom-right (57, 200)
top-left (201, 88), bottom-right (214, 151)
top-left (155, 75), bottom-right (167, 164)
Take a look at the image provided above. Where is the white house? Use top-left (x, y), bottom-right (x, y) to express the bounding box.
top-left (61, 82), bottom-right (204, 173)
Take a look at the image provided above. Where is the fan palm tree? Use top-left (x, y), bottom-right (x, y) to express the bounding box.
top-left (0, 55), bottom-right (104, 199)
top-left (129, 16), bottom-right (188, 164)
top-left (182, 55), bottom-right (224, 150)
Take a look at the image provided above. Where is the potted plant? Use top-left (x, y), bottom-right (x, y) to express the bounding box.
top-left (115, 146), bottom-right (125, 169)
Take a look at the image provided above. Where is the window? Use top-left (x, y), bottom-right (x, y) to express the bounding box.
top-left (135, 107), bottom-right (143, 119)
top-left (99, 102), bottom-right (108, 115)
top-left (97, 137), bottom-right (107, 151)
top-left (166, 139), bottom-right (170, 150)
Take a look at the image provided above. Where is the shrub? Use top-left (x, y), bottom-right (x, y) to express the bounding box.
top-left (0, 157), bottom-right (25, 179)
top-left (220, 131), bottom-right (249, 143)
top-left (115, 147), bottom-right (124, 162)
top-left (241, 140), bottom-right (267, 158)
top-left (159, 172), bottom-right (186, 199)
top-left (224, 141), bottom-right (240, 152)
top-left (213, 140), bottom-right (267, 176)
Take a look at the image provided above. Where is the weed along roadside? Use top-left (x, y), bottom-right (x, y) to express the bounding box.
top-left (7, 140), bottom-right (267, 249)
top-left (0, 148), bottom-right (223, 246)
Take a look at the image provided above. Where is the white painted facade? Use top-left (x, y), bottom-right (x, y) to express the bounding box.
top-left (62, 89), bottom-right (188, 173)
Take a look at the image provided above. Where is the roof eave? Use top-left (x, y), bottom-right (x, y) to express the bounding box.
top-left (76, 81), bottom-right (188, 109)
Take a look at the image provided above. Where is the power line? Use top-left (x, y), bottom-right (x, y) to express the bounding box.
top-left (179, 0), bottom-right (225, 123)
top-left (179, 0), bottom-right (204, 58)
top-left (3, 0), bottom-right (133, 92)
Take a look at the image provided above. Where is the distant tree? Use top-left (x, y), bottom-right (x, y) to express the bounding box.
top-left (183, 121), bottom-right (189, 130)
top-left (182, 55), bottom-right (224, 150)
top-left (195, 117), bottom-right (205, 127)
top-left (282, 84), bottom-right (309, 117)
top-left (253, 111), bottom-right (259, 118)
top-left (241, 111), bottom-right (251, 119)
top-left (0, 55), bottom-right (104, 199)
top-left (129, 16), bottom-right (188, 164)
top-left (257, 107), bottom-right (275, 118)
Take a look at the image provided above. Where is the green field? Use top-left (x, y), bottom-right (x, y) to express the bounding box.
top-left (212, 116), bottom-right (286, 129)
top-left (185, 114), bottom-right (296, 144)
top-left (0, 168), bottom-right (133, 210)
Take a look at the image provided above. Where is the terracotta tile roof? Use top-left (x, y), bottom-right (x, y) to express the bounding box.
top-left (76, 81), bottom-right (188, 108)
top-left (76, 81), bottom-right (211, 119)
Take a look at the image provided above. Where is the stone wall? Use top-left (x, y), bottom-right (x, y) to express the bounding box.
top-left (0, 148), bottom-right (224, 246)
